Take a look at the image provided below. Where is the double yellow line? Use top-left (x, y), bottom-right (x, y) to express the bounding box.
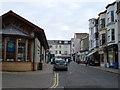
top-left (50, 72), bottom-right (59, 88)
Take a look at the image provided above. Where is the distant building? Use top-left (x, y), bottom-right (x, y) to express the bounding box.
top-left (0, 11), bottom-right (49, 71)
top-left (71, 33), bottom-right (88, 61)
top-left (48, 40), bottom-right (71, 60)
top-left (79, 35), bottom-right (89, 63)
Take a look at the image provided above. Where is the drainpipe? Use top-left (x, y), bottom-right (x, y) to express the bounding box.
top-left (33, 39), bottom-right (35, 71)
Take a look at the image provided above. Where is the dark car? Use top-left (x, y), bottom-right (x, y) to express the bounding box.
top-left (53, 59), bottom-right (68, 71)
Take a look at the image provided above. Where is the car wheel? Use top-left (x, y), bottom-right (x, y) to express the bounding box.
top-left (65, 68), bottom-right (68, 71)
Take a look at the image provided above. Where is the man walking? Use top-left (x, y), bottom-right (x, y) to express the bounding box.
top-left (85, 60), bottom-right (88, 66)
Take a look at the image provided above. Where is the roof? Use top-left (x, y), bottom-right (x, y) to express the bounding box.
top-left (1, 10), bottom-right (49, 50)
top-left (98, 10), bottom-right (107, 16)
top-left (106, 2), bottom-right (116, 9)
top-left (1, 25), bottom-right (33, 37)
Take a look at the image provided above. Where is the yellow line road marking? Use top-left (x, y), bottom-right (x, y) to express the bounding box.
top-left (50, 72), bottom-right (59, 88)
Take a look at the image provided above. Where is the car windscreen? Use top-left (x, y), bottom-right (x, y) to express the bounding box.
top-left (58, 60), bottom-right (66, 64)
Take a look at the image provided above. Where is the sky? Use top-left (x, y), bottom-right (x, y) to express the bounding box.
top-left (0, 0), bottom-right (115, 40)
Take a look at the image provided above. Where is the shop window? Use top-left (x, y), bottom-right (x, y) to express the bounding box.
top-left (18, 38), bottom-right (25, 61)
top-left (27, 40), bottom-right (31, 61)
top-left (6, 37), bottom-right (16, 61)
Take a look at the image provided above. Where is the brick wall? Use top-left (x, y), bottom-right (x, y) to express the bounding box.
top-left (1, 62), bottom-right (33, 71)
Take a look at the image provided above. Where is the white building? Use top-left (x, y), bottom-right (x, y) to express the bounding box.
top-left (98, 10), bottom-right (107, 67)
top-left (116, 1), bottom-right (120, 69)
top-left (48, 40), bottom-right (71, 59)
top-left (104, 1), bottom-right (119, 68)
top-left (88, 18), bottom-right (100, 66)
top-left (88, 1), bottom-right (120, 68)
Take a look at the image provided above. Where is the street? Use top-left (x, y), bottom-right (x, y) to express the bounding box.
top-left (56, 62), bottom-right (118, 88)
top-left (2, 61), bottom-right (119, 89)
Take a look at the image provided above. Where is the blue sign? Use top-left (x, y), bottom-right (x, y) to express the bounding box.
top-left (7, 42), bottom-right (15, 52)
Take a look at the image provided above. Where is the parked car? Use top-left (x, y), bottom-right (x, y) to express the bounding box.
top-left (53, 59), bottom-right (68, 71)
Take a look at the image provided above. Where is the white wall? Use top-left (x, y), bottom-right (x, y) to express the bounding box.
top-left (34, 38), bottom-right (41, 63)
top-left (50, 44), bottom-right (71, 57)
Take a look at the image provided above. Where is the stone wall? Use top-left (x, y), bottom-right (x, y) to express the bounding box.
top-left (1, 62), bottom-right (33, 71)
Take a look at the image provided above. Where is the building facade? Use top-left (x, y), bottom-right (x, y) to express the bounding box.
top-left (71, 33), bottom-right (88, 61)
top-left (48, 40), bottom-right (71, 60)
top-left (98, 10), bottom-right (107, 67)
top-left (88, 1), bottom-right (120, 69)
top-left (116, 1), bottom-right (120, 69)
top-left (88, 18), bottom-right (100, 66)
top-left (0, 11), bottom-right (49, 71)
top-left (104, 2), bottom-right (118, 68)
top-left (79, 35), bottom-right (89, 63)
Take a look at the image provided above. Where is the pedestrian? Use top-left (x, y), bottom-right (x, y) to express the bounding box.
top-left (85, 60), bottom-right (88, 66)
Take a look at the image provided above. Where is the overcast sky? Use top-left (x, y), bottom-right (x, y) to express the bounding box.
top-left (1, 0), bottom-right (115, 40)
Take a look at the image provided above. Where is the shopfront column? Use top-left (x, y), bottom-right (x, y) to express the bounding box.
top-left (25, 39), bottom-right (28, 61)
top-left (15, 38), bottom-right (18, 61)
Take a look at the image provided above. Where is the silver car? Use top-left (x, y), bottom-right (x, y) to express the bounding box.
top-left (53, 59), bottom-right (68, 71)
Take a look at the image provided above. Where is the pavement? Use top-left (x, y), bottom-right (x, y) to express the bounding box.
top-left (1, 63), bottom-right (53, 75)
top-left (2, 63), bottom-right (54, 88)
top-left (80, 63), bottom-right (119, 74)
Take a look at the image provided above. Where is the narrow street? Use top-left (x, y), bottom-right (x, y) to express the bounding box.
top-left (2, 61), bottom-right (119, 89)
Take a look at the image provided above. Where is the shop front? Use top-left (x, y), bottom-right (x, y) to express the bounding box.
top-left (104, 44), bottom-right (118, 69)
top-left (0, 10), bottom-right (49, 71)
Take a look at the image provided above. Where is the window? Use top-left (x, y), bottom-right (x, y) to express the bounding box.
top-left (59, 45), bottom-right (61, 48)
top-left (111, 29), bottom-right (115, 41)
top-left (64, 51), bottom-right (67, 55)
top-left (100, 18), bottom-right (105, 28)
top-left (27, 40), bottom-right (31, 61)
top-left (100, 34), bottom-right (106, 45)
top-left (73, 44), bottom-right (74, 47)
top-left (111, 11), bottom-right (114, 22)
top-left (56, 45), bottom-right (57, 48)
top-left (55, 51), bottom-right (57, 54)
top-left (107, 30), bottom-right (111, 42)
top-left (6, 37), bottom-right (16, 61)
top-left (102, 34), bottom-right (106, 45)
top-left (64, 45), bottom-right (67, 48)
top-left (59, 51), bottom-right (61, 54)
top-left (64, 41), bottom-right (68, 44)
top-left (18, 38), bottom-right (25, 61)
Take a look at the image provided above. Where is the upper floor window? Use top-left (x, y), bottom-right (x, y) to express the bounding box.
top-left (59, 45), bottom-right (61, 48)
top-left (56, 45), bottom-right (57, 48)
top-left (111, 29), bottom-right (115, 41)
top-left (59, 51), bottom-right (61, 54)
top-left (107, 30), bottom-right (111, 42)
top-left (100, 34), bottom-right (106, 45)
top-left (100, 18), bottom-right (105, 29)
top-left (111, 11), bottom-right (114, 22)
top-left (55, 51), bottom-right (57, 54)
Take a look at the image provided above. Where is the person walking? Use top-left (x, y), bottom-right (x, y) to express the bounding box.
top-left (85, 60), bottom-right (88, 66)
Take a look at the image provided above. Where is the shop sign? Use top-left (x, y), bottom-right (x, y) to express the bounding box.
top-left (7, 42), bottom-right (15, 52)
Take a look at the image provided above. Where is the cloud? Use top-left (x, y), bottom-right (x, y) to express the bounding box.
top-left (1, 0), bottom-right (115, 40)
